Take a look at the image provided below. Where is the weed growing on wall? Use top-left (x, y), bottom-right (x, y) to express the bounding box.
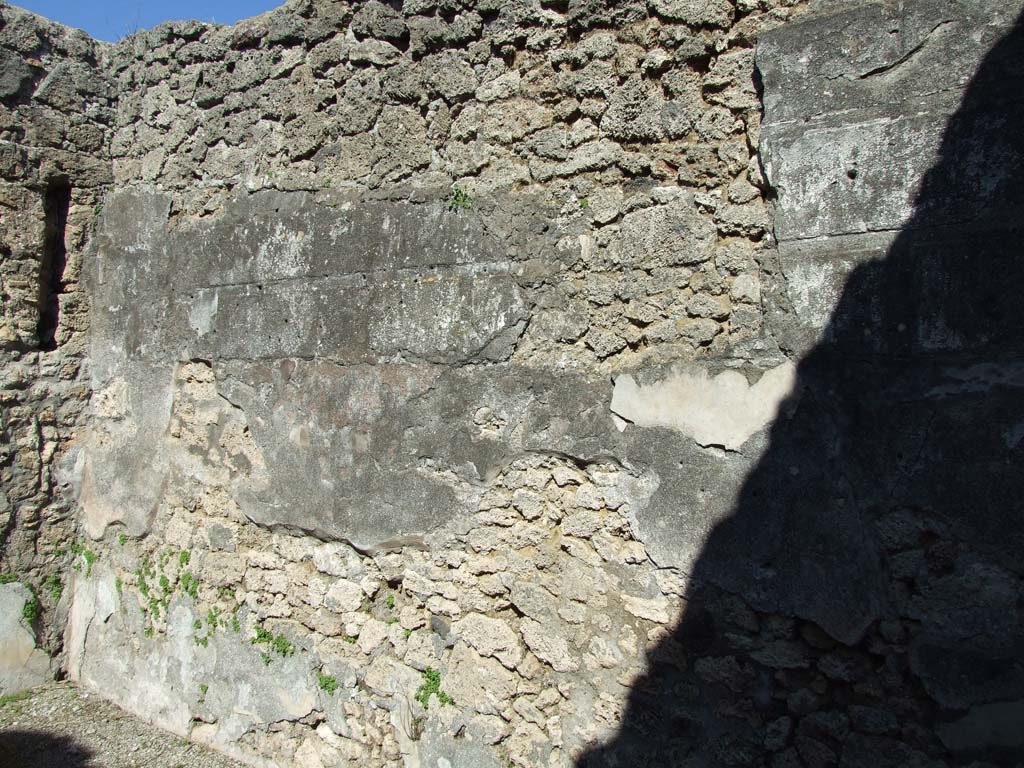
top-left (415, 667), bottom-right (453, 709)
top-left (446, 186), bottom-right (472, 212)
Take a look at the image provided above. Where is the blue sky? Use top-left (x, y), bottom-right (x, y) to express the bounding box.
top-left (12, 1), bottom-right (286, 42)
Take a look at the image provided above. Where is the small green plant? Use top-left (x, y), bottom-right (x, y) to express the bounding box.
top-left (118, 534), bottom-right (128, 546)
top-left (44, 574), bottom-right (63, 601)
top-left (206, 606), bottom-right (221, 630)
top-left (317, 673), bottom-right (339, 695)
top-left (198, 683), bottom-right (208, 701)
top-left (231, 610), bottom-right (241, 634)
top-left (159, 574), bottom-right (171, 594)
top-left (21, 592), bottom-right (40, 624)
top-left (144, 625), bottom-right (155, 638)
top-left (447, 185), bottom-right (473, 212)
top-left (252, 624), bottom-right (294, 657)
top-left (580, 197), bottom-right (590, 209)
top-left (0, 572), bottom-right (17, 584)
top-left (343, 633), bottom-right (357, 644)
top-left (261, 652), bottom-right (272, 666)
top-left (415, 667), bottom-right (453, 709)
top-left (252, 626), bottom-right (273, 645)
top-left (115, 576), bottom-right (123, 596)
top-left (180, 571), bottom-right (199, 599)
top-left (385, 593), bottom-right (396, 610)
top-left (271, 634), bottom-right (295, 657)
top-left (193, 619), bottom-right (202, 630)
top-left (179, 550), bottom-right (191, 568)
top-left (136, 556), bottom-right (155, 598)
top-left (70, 542), bottom-right (99, 576)
top-left (403, 628), bottom-right (413, 639)
top-left (194, 635), bottom-right (209, 648)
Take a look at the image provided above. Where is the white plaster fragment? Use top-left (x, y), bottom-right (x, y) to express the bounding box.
top-left (610, 361), bottom-right (798, 450)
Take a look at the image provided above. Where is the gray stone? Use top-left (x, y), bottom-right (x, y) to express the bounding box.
top-left (450, 613), bottom-right (522, 670)
top-left (0, 47), bottom-right (35, 99)
top-left (0, 583), bottom-right (51, 695)
top-left (520, 619), bottom-right (579, 673)
top-left (350, 1), bottom-right (407, 45)
top-left (648, 0), bottom-right (734, 28)
top-left (617, 198), bottom-right (717, 268)
top-left (442, 641), bottom-right (517, 716)
top-left (600, 76), bottom-right (665, 142)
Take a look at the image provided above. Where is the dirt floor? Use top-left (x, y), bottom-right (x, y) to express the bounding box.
top-left (0, 681), bottom-right (247, 768)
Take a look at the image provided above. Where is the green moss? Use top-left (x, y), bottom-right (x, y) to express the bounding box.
top-left (0, 690), bottom-right (33, 708)
top-left (415, 667), bottom-right (453, 710)
top-left (317, 673), bottom-right (339, 695)
top-left (118, 534), bottom-right (128, 546)
top-left (0, 572), bottom-right (17, 584)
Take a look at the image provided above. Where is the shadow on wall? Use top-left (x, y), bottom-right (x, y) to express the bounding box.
top-left (0, 731), bottom-right (94, 768)
top-left (580, 10), bottom-right (1024, 768)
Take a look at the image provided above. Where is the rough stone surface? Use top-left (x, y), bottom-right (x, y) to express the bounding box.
top-left (1, 0), bottom-right (1023, 767)
top-left (0, 583), bottom-right (51, 695)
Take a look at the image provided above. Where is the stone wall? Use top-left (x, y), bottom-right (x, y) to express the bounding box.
top-left (2, 0), bottom-right (1024, 766)
top-left (0, 2), bottom-right (113, 661)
